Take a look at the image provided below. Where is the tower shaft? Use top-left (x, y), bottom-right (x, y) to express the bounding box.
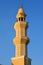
top-left (11, 6), bottom-right (31, 65)
top-left (13, 21), bottom-right (28, 57)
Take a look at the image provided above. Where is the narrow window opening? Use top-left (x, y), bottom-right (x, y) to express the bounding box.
top-left (19, 18), bottom-right (20, 21)
top-left (21, 17), bottom-right (23, 21)
top-left (18, 17), bottom-right (25, 21)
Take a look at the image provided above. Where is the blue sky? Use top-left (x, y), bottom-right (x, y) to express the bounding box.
top-left (0, 0), bottom-right (43, 65)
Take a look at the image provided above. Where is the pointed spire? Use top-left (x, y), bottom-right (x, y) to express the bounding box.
top-left (20, 3), bottom-right (23, 9)
top-left (16, 4), bottom-right (26, 19)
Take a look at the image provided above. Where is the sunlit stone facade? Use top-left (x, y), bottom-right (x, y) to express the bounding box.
top-left (11, 6), bottom-right (31, 65)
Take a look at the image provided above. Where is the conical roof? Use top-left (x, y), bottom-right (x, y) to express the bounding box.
top-left (16, 7), bottom-right (26, 18)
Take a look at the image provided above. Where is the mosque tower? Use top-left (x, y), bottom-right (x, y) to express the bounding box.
top-left (11, 6), bottom-right (31, 65)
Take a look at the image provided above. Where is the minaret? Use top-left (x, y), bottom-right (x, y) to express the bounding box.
top-left (11, 6), bottom-right (31, 65)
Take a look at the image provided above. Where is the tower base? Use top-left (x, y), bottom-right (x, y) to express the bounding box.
top-left (11, 56), bottom-right (31, 65)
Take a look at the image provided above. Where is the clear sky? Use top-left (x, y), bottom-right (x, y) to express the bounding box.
top-left (0, 0), bottom-right (43, 65)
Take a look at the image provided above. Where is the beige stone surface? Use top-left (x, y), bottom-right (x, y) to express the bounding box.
top-left (11, 56), bottom-right (31, 65)
top-left (16, 8), bottom-right (26, 18)
top-left (11, 6), bottom-right (31, 65)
